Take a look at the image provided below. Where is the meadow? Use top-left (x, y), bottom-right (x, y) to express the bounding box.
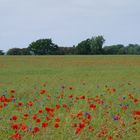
top-left (0, 55), bottom-right (140, 140)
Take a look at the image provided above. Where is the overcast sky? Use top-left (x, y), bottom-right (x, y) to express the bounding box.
top-left (0, 0), bottom-right (140, 51)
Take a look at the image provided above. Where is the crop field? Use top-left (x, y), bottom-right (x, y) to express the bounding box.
top-left (0, 55), bottom-right (140, 140)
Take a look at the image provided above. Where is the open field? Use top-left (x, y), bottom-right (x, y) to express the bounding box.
top-left (0, 55), bottom-right (140, 140)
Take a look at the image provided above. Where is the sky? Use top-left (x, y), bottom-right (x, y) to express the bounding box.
top-left (0, 0), bottom-right (140, 51)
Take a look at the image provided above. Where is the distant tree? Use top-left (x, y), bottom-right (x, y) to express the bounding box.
top-left (76, 39), bottom-right (91, 54)
top-left (118, 47), bottom-right (126, 54)
top-left (126, 44), bottom-right (140, 54)
top-left (7, 48), bottom-right (22, 55)
top-left (57, 47), bottom-right (76, 55)
top-left (20, 48), bottom-right (30, 55)
top-left (103, 44), bottom-right (124, 54)
top-left (28, 39), bottom-right (58, 55)
top-left (90, 36), bottom-right (105, 54)
top-left (76, 35), bottom-right (105, 54)
top-left (0, 50), bottom-right (4, 55)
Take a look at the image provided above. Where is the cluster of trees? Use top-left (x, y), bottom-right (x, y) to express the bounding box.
top-left (0, 50), bottom-right (4, 55)
top-left (1, 36), bottom-right (140, 55)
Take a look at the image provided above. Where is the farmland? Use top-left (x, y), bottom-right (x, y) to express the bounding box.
top-left (0, 55), bottom-right (140, 140)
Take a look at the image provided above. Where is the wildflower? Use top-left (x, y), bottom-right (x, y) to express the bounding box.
top-left (11, 116), bottom-right (17, 121)
top-left (32, 115), bottom-right (37, 120)
top-left (113, 117), bottom-right (119, 120)
top-left (36, 118), bottom-right (41, 123)
top-left (69, 95), bottom-right (73, 98)
top-left (20, 124), bottom-right (28, 131)
top-left (24, 113), bottom-right (29, 117)
top-left (134, 99), bottom-right (138, 104)
top-left (18, 102), bottom-right (23, 106)
top-left (90, 104), bottom-right (96, 109)
top-left (84, 112), bottom-right (90, 116)
top-left (11, 133), bottom-right (21, 140)
top-left (56, 105), bottom-right (60, 109)
top-left (54, 123), bottom-right (59, 128)
top-left (78, 123), bottom-right (85, 128)
top-left (108, 136), bottom-right (113, 140)
top-left (75, 127), bottom-right (81, 134)
top-left (11, 124), bottom-right (19, 130)
top-left (62, 104), bottom-right (67, 108)
top-left (32, 127), bottom-right (40, 133)
top-left (40, 89), bottom-right (46, 94)
top-left (38, 110), bottom-right (43, 113)
top-left (55, 118), bottom-right (60, 122)
top-left (27, 101), bottom-right (33, 106)
top-left (132, 111), bottom-right (140, 115)
top-left (80, 96), bottom-right (85, 99)
top-left (42, 122), bottom-right (48, 128)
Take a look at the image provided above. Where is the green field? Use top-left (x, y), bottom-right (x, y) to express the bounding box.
top-left (0, 55), bottom-right (140, 140)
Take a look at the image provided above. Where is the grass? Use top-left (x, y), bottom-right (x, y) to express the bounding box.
top-left (0, 55), bottom-right (140, 140)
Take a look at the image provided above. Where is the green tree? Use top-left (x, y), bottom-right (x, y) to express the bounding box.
top-left (0, 50), bottom-right (4, 55)
top-left (57, 47), bottom-right (76, 55)
top-left (103, 44), bottom-right (124, 54)
top-left (76, 39), bottom-right (91, 54)
top-left (28, 39), bottom-right (58, 55)
top-left (126, 44), bottom-right (140, 54)
top-left (90, 36), bottom-right (105, 54)
top-left (20, 48), bottom-right (30, 55)
top-left (76, 35), bottom-right (105, 54)
top-left (7, 48), bottom-right (22, 55)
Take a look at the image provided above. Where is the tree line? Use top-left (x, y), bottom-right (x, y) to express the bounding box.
top-left (1, 35), bottom-right (140, 55)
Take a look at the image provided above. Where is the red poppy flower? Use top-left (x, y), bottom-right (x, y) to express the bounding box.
top-left (40, 89), bottom-right (46, 94)
top-left (11, 133), bottom-right (21, 140)
top-left (32, 115), bottom-right (37, 120)
top-left (11, 116), bottom-right (17, 121)
top-left (75, 127), bottom-right (81, 134)
top-left (134, 99), bottom-right (138, 104)
top-left (62, 104), bottom-right (67, 108)
top-left (36, 118), bottom-right (41, 123)
top-left (108, 136), bottom-right (113, 140)
top-left (54, 123), bottom-right (59, 128)
top-left (56, 104), bottom-right (60, 109)
top-left (24, 113), bottom-right (29, 117)
top-left (80, 96), bottom-right (85, 99)
top-left (42, 122), bottom-right (48, 128)
top-left (78, 123), bottom-right (85, 128)
top-left (45, 107), bottom-right (51, 112)
top-left (55, 118), bottom-right (60, 122)
top-left (18, 102), bottom-right (23, 106)
top-left (20, 124), bottom-right (28, 131)
top-left (27, 101), bottom-right (33, 106)
top-left (38, 110), bottom-right (43, 113)
top-left (32, 127), bottom-right (40, 133)
top-left (90, 104), bottom-right (96, 109)
top-left (132, 111), bottom-right (140, 115)
top-left (11, 124), bottom-right (19, 130)
top-left (69, 95), bottom-right (73, 98)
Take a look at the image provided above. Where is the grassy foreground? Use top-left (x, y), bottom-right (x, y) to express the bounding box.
top-left (0, 55), bottom-right (140, 140)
